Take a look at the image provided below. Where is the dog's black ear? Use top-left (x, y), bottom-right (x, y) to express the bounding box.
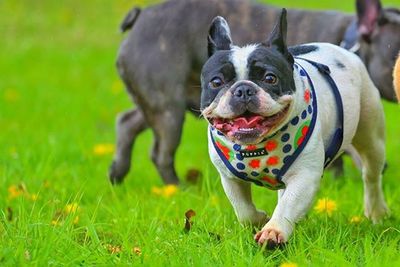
top-left (265, 8), bottom-right (294, 66)
top-left (208, 16), bottom-right (233, 57)
top-left (356, 0), bottom-right (382, 42)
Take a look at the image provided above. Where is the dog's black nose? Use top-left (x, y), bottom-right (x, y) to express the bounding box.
top-left (233, 85), bottom-right (257, 100)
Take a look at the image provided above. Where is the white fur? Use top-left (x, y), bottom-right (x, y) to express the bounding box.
top-left (209, 43), bottom-right (389, 245)
top-left (230, 44), bottom-right (258, 80)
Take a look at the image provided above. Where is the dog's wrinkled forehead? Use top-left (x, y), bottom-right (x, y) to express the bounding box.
top-left (230, 44), bottom-right (259, 80)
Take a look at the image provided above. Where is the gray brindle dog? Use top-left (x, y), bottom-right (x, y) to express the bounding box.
top-left (110, 0), bottom-right (400, 185)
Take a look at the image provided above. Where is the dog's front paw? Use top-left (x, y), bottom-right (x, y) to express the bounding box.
top-left (254, 227), bottom-right (286, 249)
top-left (109, 160), bottom-right (130, 185)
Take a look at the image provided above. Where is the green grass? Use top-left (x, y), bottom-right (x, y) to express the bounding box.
top-left (1, 0), bottom-right (400, 266)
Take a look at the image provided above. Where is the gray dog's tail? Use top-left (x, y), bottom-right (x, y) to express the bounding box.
top-left (120, 7), bottom-right (141, 32)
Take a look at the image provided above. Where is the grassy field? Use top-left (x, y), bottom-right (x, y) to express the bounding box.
top-left (1, 0), bottom-right (400, 266)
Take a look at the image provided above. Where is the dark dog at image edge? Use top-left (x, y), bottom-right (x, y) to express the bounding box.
top-left (201, 8), bottom-right (389, 248)
top-left (110, 0), bottom-right (400, 185)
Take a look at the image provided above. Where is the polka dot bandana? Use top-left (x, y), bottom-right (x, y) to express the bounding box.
top-left (210, 63), bottom-right (318, 190)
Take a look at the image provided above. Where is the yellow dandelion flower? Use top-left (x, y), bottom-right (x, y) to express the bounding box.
top-left (30, 194), bottom-right (38, 201)
top-left (106, 244), bottom-right (122, 254)
top-left (151, 185), bottom-right (178, 198)
top-left (163, 185), bottom-right (178, 197)
top-left (314, 198), bottom-right (337, 216)
top-left (51, 219), bottom-right (61, 226)
top-left (64, 203), bottom-right (79, 213)
top-left (350, 216), bottom-right (363, 224)
top-left (151, 186), bottom-right (163, 195)
top-left (8, 185), bottom-right (23, 199)
top-left (93, 143), bottom-right (115, 156)
top-left (280, 262), bottom-right (298, 267)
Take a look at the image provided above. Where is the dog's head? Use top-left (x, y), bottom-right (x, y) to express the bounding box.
top-left (201, 9), bottom-right (296, 145)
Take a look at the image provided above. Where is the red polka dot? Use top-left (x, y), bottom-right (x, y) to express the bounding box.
top-left (261, 176), bottom-right (277, 185)
top-left (265, 140), bottom-right (278, 152)
top-left (304, 89), bottom-right (311, 103)
top-left (246, 145), bottom-right (257, 151)
top-left (297, 136), bottom-right (305, 146)
top-left (302, 125), bottom-right (309, 135)
top-left (266, 156), bottom-right (279, 166)
top-left (249, 159), bottom-right (260, 169)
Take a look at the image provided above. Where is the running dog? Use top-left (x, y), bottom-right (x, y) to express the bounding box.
top-left (201, 9), bottom-right (389, 248)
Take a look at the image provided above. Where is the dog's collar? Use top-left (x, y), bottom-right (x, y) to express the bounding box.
top-left (340, 19), bottom-right (361, 54)
top-left (210, 63), bottom-right (318, 190)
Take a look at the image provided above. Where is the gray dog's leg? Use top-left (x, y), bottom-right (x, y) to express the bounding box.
top-left (109, 108), bottom-right (147, 184)
top-left (329, 156), bottom-right (344, 177)
top-left (150, 105), bottom-right (185, 185)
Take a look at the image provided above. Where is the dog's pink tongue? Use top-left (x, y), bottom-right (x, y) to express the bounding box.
top-left (233, 115), bottom-right (263, 128)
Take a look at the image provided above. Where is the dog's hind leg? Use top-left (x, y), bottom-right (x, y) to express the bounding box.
top-left (109, 108), bottom-right (147, 184)
top-left (150, 105), bottom-right (185, 185)
top-left (329, 156), bottom-right (344, 177)
top-left (352, 80), bottom-right (389, 223)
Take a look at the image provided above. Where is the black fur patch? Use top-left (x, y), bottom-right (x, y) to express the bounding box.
top-left (200, 50), bottom-right (235, 109)
top-left (288, 45), bottom-right (319, 56)
top-left (247, 46), bottom-right (296, 98)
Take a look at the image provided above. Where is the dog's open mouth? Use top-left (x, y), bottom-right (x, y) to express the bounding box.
top-left (210, 105), bottom-right (290, 142)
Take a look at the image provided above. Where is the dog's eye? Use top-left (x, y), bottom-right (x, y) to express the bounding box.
top-left (263, 73), bottom-right (278, 84)
top-left (209, 77), bottom-right (224, 89)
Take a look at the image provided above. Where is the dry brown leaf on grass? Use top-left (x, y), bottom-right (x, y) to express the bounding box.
top-left (184, 209), bottom-right (196, 232)
top-left (185, 168), bottom-right (202, 184)
top-left (182, 209), bottom-right (222, 241)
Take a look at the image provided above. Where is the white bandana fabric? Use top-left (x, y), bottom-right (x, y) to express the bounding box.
top-left (210, 63), bottom-right (318, 190)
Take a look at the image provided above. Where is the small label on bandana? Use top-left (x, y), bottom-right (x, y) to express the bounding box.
top-left (239, 148), bottom-right (267, 158)
top-left (210, 63), bottom-right (318, 190)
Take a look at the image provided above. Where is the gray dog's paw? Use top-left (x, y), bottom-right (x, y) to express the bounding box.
top-left (109, 160), bottom-right (129, 185)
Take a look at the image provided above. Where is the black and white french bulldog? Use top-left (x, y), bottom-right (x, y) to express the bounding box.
top-left (201, 9), bottom-right (389, 248)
